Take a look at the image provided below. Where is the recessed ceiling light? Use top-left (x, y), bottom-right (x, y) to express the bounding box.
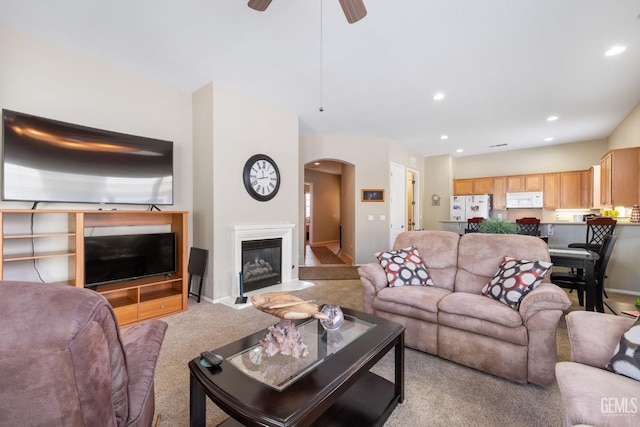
top-left (456, 148), bottom-right (463, 153)
top-left (314, 162), bottom-right (320, 165)
top-left (440, 135), bottom-right (449, 140)
top-left (605, 45), bottom-right (626, 56)
top-left (433, 92), bottom-right (445, 101)
top-left (547, 115), bottom-right (559, 121)
top-left (544, 137), bottom-right (554, 142)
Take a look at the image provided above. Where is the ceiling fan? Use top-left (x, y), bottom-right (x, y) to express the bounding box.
top-left (248, 0), bottom-right (367, 24)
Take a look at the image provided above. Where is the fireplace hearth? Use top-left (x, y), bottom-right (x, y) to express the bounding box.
top-left (241, 238), bottom-right (282, 292)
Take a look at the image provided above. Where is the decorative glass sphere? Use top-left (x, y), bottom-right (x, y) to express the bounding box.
top-left (320, 304), bottom-right (344, 331)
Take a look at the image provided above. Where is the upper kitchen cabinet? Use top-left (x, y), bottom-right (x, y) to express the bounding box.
top-left (600, 148), bottom-right (640, 207)
top-left (506, 174), bottom-right (544, 192)
top-left (453, 178), bottom-right (493, 195)
top-left (543, 173), bottom-right (559, 209)
top-left (559, 171), bottom-right (589, 209)
top-left (493, 177), bottom-right (506, 210)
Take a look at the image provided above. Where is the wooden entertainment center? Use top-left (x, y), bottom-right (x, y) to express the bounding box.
top-left (0, 209), bottom-right (188, 326)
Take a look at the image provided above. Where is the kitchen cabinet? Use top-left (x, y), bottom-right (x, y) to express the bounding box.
top-left (559, 171), bottom-right (586, 208)
top-left (600, 148), bottom-right (640, 207)
top-left (453, 178), bottom-right (493, 195)
top-left (543, 173), bottom-right (559, 209)
top-left (453, 179), bottom-right (473, 195)
top-left (493, 177), bottom-right (506, 210)
top-left (506, 174), bottom-right (544, 192)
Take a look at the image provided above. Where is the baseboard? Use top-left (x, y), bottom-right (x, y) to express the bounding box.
top-left (310, 239), bottom-right (340, 247)
top-left (337, 250), bottom-right (353, 265)
top-left (606, 288), bottom-right (640, 297)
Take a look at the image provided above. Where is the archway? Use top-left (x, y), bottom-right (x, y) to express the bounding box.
top-left (303, 159), bottom-right (355, 266)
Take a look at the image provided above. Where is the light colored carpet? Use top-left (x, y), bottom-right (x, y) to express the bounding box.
top-left (152, 280), bottom-right (636, 426)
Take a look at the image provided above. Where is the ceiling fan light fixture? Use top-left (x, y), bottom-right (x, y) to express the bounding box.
top-left (248, 0), bottom-right (273, 12)
top-left (338, 0), bottom-right (367, 24)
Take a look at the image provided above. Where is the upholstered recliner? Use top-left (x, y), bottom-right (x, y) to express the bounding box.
top-left (556, 311), bottom-right (640, 426)
top-left (0, 281), bottom-right (168, 426)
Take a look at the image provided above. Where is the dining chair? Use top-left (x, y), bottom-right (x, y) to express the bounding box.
top-left (465, 217), bottom-right (484, 233)
top-left (567, 217), bottom-right (616, 297)
top-left (568, 217), bottom-right (617, 252)
top-left (551, 234), bottom-right (617, 310)
top-left (515, 217), bottom-right (541, 236)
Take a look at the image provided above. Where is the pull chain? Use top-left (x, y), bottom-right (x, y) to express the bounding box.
top-left (319, 0), bottom-right (324, 112)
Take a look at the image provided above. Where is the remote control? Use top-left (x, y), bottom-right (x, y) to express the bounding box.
top-left (200, 351), bottom-right (223, 367)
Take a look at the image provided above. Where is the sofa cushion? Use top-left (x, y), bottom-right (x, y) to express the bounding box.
top-left (456, 233), bottom-right (551, 294)
top-left (376, 246), bottom-right (435, 287)
top-left (374, 285), bottom-right (451, 323)
top-left (393, 231), bottom-right (459, 291)
top-left (606, 319), bottom-right (640, 382)
top-left (481, 257), bottom-right (552, 309)
top-left (438, 292), bottom-right (527, 345)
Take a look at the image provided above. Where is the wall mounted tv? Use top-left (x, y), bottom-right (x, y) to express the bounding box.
top-left (1, 109), bottom-right (173, 206)
top-left (84, 232), bottom-right (177, 287)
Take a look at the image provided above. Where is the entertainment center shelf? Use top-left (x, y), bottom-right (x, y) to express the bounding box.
top-left (0, 209), bottom-right (188, 326)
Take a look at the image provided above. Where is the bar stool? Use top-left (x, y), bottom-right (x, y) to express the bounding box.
top-left (188, 247), bottom-right (208, 303)
top-left (465, 217), bottom-right (484, 233)
top-left (516, 217), bottom-right (541, 236)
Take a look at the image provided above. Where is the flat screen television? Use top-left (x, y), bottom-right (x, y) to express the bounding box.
top-left (1, 109), bottom-right (173, 205)
top-left (84, 232), bottom-right (177, 287)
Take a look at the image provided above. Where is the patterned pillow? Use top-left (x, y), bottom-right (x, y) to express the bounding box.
top-left (481, 256), bottom-right (552, 309)
top-left (376, 246), bottom-right (435, 287)
top-left (606, 320), bottom-right (640, 382)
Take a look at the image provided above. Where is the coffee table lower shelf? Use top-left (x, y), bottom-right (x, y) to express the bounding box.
top-left (216, 372), bottom-right (399, 427)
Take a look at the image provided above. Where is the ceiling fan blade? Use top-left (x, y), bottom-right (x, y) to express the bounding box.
top-left (248, 0), bottom-right (272, 12)
top-left (338, 0), bottom-right (367, 24)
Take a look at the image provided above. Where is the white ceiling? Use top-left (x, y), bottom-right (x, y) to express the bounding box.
top-left (1, 0), bottom-right (640, 158)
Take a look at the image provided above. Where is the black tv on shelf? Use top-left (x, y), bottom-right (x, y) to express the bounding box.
top-left (84, 232), bottom-right (177, 287)
top-left (1, 109), bottom-right (173, 205)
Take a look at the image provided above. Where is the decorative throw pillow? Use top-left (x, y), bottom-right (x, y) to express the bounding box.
top-left (481, 256), bottom-right (552, 309)
top-left (606, 320), bottom-right (640, 382)
top-left (376, 246), bottom-right (435, 287)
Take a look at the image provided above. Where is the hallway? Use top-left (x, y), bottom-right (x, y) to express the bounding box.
top-left (304, 242), bottom-right (349, 267)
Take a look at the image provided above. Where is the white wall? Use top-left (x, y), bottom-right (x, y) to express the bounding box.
top-left (0, 27), bottom-right (193, 213)
top-left (194, 83), bottom-right (299, 300)
top-left (301, 135), bottom-right (424, 264)
top-left (452, 139), bottom-right (608, 179)
top-left (608, 100), bottom-right (640, 150)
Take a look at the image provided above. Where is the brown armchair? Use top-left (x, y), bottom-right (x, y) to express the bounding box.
top-left (0, 281), bottom-right (168, 426)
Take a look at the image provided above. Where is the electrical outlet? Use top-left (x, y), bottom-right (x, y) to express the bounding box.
top-left (368, 215), bottom-right (374, 221)
top-left (548, 224), bottom-right (554, 236)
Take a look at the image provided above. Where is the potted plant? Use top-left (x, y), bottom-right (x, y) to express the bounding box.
top-left (478, 218), bottom-right (518, 234)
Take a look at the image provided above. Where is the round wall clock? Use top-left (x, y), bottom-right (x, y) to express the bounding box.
top-left (243, 154), bottom-right (281, 201)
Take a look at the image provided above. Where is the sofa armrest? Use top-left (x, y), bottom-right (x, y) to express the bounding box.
top-left (518, 283), bottom-right (571, 323)
top-left (566, 311), bottom-right (636, 368)
top-left (518, 283), bottom-right (571, 386)
top-left (120, 319), bottom-right (168, 425)
top-left (358, 263), bottom-right (387, 314)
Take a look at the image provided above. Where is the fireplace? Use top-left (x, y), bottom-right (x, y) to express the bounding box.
top-left (241, 238), bottom-right (282, 292)
top-left (232, 224), bottom-right (294, 299)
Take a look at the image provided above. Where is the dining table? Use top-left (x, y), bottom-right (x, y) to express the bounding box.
top-left (548, 247), bottom-right (602, 312)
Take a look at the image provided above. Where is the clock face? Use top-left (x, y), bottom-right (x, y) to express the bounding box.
top-left (243, 154), bottom-right (280, 201)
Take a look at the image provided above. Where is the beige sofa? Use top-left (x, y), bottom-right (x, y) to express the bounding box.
top-left (358, 230), bottom-right (571, 387)
top-left (556, 311), bottom-right (639, 426)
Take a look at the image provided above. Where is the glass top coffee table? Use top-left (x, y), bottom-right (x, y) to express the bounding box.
top-left (188, 307), bottom-right (405, 426)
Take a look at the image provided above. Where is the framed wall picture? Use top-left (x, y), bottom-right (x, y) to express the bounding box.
top-left (361, 189), bottom-right (384, 202)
